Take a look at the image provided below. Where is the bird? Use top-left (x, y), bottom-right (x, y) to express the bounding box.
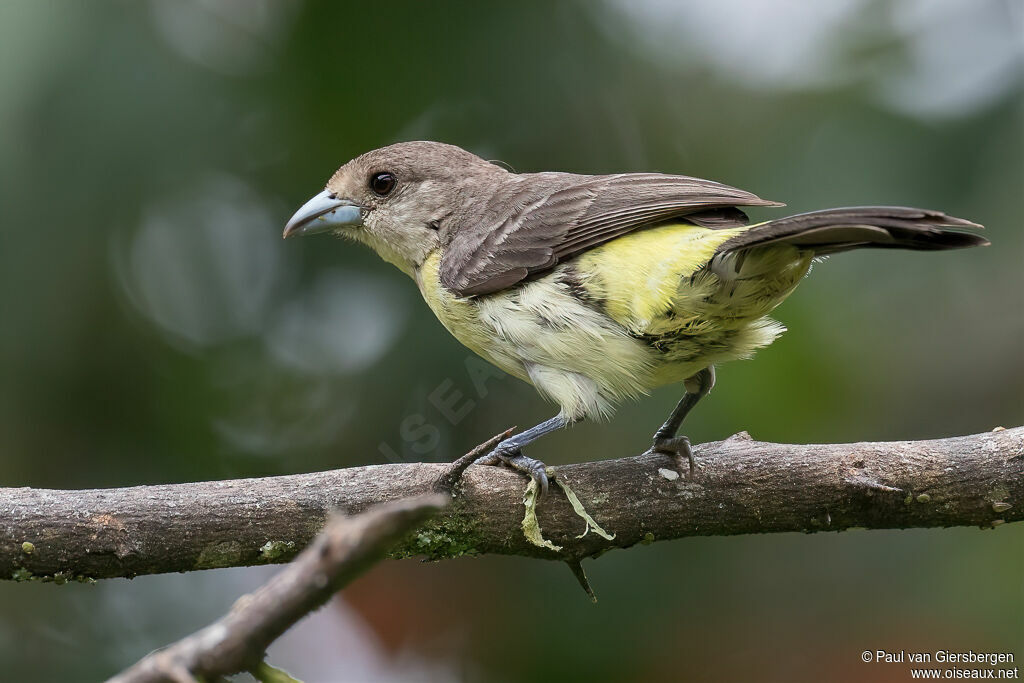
top-left (284, 141), bottom-right (987, 495)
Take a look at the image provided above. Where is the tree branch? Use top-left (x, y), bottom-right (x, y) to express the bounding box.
top-left (2, 427), bottom-right (1021, 581)
top-left (108, 494), bottom-right (448, 683)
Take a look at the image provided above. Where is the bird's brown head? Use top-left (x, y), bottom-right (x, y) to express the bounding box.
top-left (284, 141), bottom-right (506, 275)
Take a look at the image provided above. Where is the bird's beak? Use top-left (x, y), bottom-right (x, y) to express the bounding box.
top-left (283, 190), bottom-right (365, 238)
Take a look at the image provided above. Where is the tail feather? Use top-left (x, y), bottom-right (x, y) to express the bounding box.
top-left (714, 206), bottom-right (988, 257)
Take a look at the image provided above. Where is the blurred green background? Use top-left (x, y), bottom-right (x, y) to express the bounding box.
top-left (1, 1), bottom-right (1021, 681)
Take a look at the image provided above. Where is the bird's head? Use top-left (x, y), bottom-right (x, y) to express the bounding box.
top-left (284, 141), bottom-right (506, 276)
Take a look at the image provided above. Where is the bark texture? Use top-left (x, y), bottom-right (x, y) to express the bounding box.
top-left (2, 427), bottom-right (1021, 581)
top-left (109, 495), bottom-right (447, 683)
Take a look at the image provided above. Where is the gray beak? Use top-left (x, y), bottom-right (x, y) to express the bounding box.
top-left (283, 190), bottom-right (365, 238)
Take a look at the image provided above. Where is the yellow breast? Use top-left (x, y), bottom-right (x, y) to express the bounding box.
top-left (415, 249), bottom-right (654, 419)
top-left (416, 250), bottom-right (527, 379)
top-left (574, 222), bottom-right (745, 333)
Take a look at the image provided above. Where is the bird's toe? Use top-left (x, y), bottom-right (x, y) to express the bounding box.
top-left (481, 446), bottom-right (550, 496)
top-left (651, 435), bottom-right (696, 480)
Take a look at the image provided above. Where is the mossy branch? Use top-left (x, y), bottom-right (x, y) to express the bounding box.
top-left (1, 427), bottom-right (1021, 582)
top-left (108, 495), bottom-right (447, 683)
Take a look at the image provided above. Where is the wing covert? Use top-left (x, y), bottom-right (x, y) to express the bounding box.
top-left (439, 172), bottom-right (781, 297)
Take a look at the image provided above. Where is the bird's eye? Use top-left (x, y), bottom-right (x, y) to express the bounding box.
top-left (369, 172), bottom-right (396, 196)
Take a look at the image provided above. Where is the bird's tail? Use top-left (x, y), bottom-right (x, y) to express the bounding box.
top-left (713, 206), bottom-right (988, 259)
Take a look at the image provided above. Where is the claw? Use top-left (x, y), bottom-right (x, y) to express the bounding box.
top-left (506, 453), bottom-right (549, 497)
top-left (651, 435), bottom-right (696, 480)
top-left (473, 452), bottom-right (501, 466)
top-left (481, 446), bottom-right (550, 496)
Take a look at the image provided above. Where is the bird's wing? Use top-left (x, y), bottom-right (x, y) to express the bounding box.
top-left (439, 172), bottom-right (782, 297)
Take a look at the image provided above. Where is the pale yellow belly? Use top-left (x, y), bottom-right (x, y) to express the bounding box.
top-left (416, 250), bottom-right (652, 419)
top-left (414, 222), bottom-right (811, 420)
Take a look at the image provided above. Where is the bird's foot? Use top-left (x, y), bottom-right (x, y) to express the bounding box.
top-left (477, 445), bottom-right (549, 497)
top-left (650, 434), bottom-right (696, 480)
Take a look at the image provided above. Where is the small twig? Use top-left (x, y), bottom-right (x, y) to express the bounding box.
top-left (108, 495), bottom-right (448, 683)
top-left (435, 427), bottom-right (515, 493)
top-left (565, 559), bottom-right (597, 603)
top-left (843, 472), bottom-right (903, 493)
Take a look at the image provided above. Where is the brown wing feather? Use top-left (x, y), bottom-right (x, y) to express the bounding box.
top-left (440, 172), bottom-right (781, 297)
top-left (714, 206), bottom-right (986, 256)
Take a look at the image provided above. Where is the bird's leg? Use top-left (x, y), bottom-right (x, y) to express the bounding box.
top-left (475, 414), bottom-right (570, 496)
top-left (650, 366), bottom-right (715, 479)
